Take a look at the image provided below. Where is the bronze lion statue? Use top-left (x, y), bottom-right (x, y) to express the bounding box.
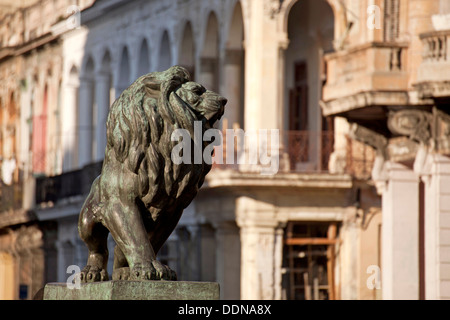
top-left (78, 66), bottom-right (227, 282)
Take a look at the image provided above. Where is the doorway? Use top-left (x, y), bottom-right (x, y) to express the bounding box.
top-left (282, 221), bottom-right (338, 300)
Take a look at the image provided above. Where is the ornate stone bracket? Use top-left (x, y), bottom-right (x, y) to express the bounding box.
top-left (349, 123), bottom-right (388, 158)
top-left (387, 109), bottom-right (433, 145)
top-left (434, 108), bottom-right (450, 155)
top-left (349, 123), bottom-right (388, 194)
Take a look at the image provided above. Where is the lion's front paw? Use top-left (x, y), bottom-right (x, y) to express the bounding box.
top-left (151, 260), bottom-right (177, 281)
top-left (80, 265), bottom-right (109, 283)
top-left (112, 267), bottom-right (131, 280)
top-left (127, 263), bottom-right (156, 281)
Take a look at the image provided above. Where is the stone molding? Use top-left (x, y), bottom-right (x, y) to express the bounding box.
top-left (415, 81), bottom-right (450, 99)
top-left (321, 91), bottom-right (409, 117)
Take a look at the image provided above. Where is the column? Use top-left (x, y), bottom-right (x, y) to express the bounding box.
top-left (239, 224), bottom-right (278, 300)
top-left (77, 78), bottom-right (94, 168)
top-left (382, 162), bottom-right (420, 299)
top-left (94, 73), bottom-right (110, 161)
top-left (243, 2), bottom-right (282, 130)
top-left (236, 195), bottom-right (279, 300)
top-left (185, 225), bottom-right (201, 281)
top-left (214, 221), bottom-right (241, 300)
top-left (222, 49), bottom-right (243, 129)
top-left (424, 154), bottom-right (450, 299)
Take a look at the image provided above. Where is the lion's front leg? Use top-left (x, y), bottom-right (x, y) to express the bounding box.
top-left (104, 202), bottom-right (175, 280)
top-left (112, 239), bottom-right (177, 281)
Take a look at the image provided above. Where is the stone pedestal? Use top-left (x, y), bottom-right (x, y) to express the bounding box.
top-left (43, 281), bottom-right (220, 300)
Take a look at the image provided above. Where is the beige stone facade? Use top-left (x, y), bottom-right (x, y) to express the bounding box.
top-left (0, 0), bottom-right (94, 300)
top-left (322, 0), bottom-right (450, 300)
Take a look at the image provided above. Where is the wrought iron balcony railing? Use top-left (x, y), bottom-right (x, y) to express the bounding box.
top-left (211, 130), bottom-right (335, 174)
top-left (211, 130), bottom-right (374, 179)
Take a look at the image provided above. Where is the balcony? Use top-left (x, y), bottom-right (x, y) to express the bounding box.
top-left (415, 29), bottom-right (450, 99)
top-left (211, 130), bottom-right (374, 180)
top-left (35, 161), bottom-right (102, 205)
top-left (33, 131), bottom-right (375, 206)
top-left (321, 42), bottom-right (409, 135)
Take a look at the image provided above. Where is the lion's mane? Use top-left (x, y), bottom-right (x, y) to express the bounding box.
top-left (105, 66), bottom-right (217, 220)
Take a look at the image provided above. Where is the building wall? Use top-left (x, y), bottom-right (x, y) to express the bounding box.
top-left (0, 0), bottom-right (94, 300)
top-left (1, 0), bottom-right (388, 300)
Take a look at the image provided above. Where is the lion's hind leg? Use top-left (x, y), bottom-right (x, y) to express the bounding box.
top-left (78, 179), bottom-right (109, 282)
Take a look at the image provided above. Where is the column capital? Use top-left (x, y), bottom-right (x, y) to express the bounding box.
top-left (277, 35), bottom-right (290, 50)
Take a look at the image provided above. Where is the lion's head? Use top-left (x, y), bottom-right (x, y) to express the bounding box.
top-left (105, 66), bottom-right (227, 215)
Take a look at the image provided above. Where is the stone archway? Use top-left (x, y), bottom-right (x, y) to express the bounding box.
top-left (178, 21), bottom-right (196, 80)
top-left (222, 1), bottom-right (245, 130)
top-left (282, 0), bottom-right (335, 171)
top-left (138, 38), bottom-right (151, 76)
top-left (200, 12), bottom-right (220, 92)
top-left (78, 56), bottom-right (95, 167)
top-left (158, 30), bottom-right (172, 71)
top-left (117, 46), bottom-right (131, 96)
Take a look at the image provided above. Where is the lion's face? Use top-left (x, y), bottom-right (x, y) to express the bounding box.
top-left (174, 81), bottom-right (227, 128)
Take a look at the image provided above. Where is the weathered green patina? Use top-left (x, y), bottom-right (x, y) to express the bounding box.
top-left (77, 66), bottom-right (227, 282)
top-left (44, 281), bottom-right (220, 300)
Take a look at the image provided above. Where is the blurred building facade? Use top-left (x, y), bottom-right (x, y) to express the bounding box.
top-left (0, 0), bottom-right (448, 300)
top-left (322, 0), bottom-right (450, 300)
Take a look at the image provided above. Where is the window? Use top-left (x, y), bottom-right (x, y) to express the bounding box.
top-left (282, 221), bottom-right (338, 300)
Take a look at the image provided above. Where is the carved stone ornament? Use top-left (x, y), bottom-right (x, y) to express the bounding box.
top-left (434, 108), bottom-right (450, 154)
top-left (349, 123), bottom-right (388, 157)
top-left (78, 66), bottom-right (227, 282)
top-left (264, 0), bottom-right (282, 19)
top-left (387, 109), bottom-right (433, 144)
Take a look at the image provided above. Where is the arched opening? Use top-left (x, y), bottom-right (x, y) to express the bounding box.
top-left (223, 2), bottom-right (245, 129)
top-left (63, 66), bottom-right (79, 171)
top-left (283, 0), bottom-right (335, 171)
top-left (117, 47), bottom-right (131, 96)
top-left (78, 56), bottom-right (95, 168)
top-left (179, 22), bottom-right (196, 80)
top-left (32, 85), bottom-right (47, 174)
top-left (281, 0), bottom-right (336, 301)
top-left (138, 39), bottom-right (150, 76)
top-left (200, 12), bottom-right (219, 92)
top-left (158, 31), bottom-right (172, 71)
top-left (95, 50), bottom-right (113, 161)
top-left (6, 92), bottom-right (17, 159)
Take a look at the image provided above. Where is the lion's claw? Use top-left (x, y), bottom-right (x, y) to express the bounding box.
top-left (151, 260), bottom-right (177, 281)
top-left (130, 264), bottom-right (156, 280)
top-left (112, 261), bottom-right (177, 281)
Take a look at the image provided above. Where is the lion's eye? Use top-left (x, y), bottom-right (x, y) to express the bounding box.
top-left (193, 85), bottom-right (205, 95)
